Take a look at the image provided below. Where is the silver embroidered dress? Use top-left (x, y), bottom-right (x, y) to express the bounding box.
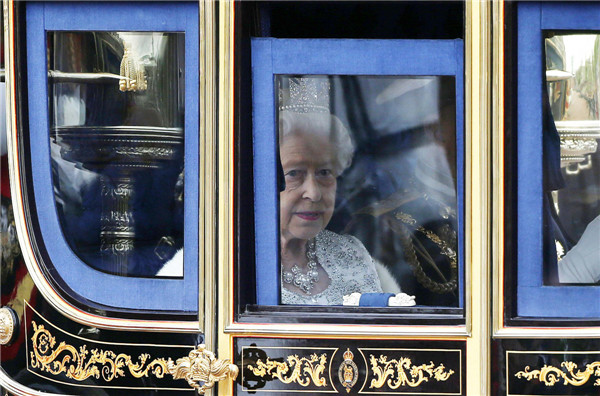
top-left (281, 230), bottom-right (383, 305)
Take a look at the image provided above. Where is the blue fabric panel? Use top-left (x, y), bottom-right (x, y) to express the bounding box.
top-left (252, 38), bottom-right (465, 307)
top-left (252, 39), bottom-right (280, 305)
top-left (519, 286), bottom-right (600, 318)
top-left (517, 2), bottom-right (600, 318)
top-left (26, 2), bottom-right (199, 312)
top-left (541, 3), bottom-right (600, 30)
top-left (42, 2), bottom-right (190, 31)
top-left (517, 3), bottom-right (544, 289)
top-left (359, 293), bottom-right (395, 307)
top-left (267, 38), bottom-right (462, 76)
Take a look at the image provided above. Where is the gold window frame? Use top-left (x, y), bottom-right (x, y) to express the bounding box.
top-left (216, 0), bottom-right (491, 338)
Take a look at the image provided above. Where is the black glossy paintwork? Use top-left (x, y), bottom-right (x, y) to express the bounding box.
top-left (235, 337), bottom-right (465, 395)
top-left (1, 271), bottom-right (199, 395)
top-left (493, 338), bottom-right (600, 396)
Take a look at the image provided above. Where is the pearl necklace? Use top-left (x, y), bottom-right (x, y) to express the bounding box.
top-left (282, 239), bottom-right (319, 294)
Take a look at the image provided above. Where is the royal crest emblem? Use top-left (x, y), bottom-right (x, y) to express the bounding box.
top-left (338, 348), bottom-right (358, 393)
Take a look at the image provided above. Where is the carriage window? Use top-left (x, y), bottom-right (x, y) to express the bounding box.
top-left (24, 1), bottom-right (198, 313)
top-left (514, 3), bottom-right (600, 319)
top-left (276, 75), bottom-right (459, 307)
top-left (545, 33), bottom-right (600, 285)
top-left (250, 38), bottom-right (464, 314)
top-left (48, 32), bottom-right (185, 278)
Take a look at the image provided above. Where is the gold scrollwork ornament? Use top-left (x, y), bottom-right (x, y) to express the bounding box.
top-left (515, 361), bottom-right (600, 387)
top-left (369, 354), bottom-right (454, 389)
top-left (30, 322), bottom-right (170, 382)
top-left (29, 321), bottom-right (238, 393)
top-left (167, 344), bottom-right (239, 394)
top-left (247, 353), bottom-right (328, 387)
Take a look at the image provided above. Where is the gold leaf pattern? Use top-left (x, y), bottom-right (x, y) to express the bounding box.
top-left (515, 361), bottom-right (600, 387)
top-left (369, 354), bottom-right (454, 389)
top-left (29, 321), bottom-right (169, 382)
top-left (247, 353), bottom-right (328, 387)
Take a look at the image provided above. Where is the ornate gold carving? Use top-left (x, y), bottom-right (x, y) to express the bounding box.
top-left (29, 321), bottom-right (238, 393)
top-left (247, 353), bottom-right (328, 387)
top-left (0, 307), bottom-right (16, 345)
top-left (29, 322), bottom-right (169, 382)
top-left (368, 354), bottom-right (454, 389)
top-left (515, 361), bottom-right (600, 387)
top-left (338, 349), bottom-right (358, 393)
top-left (167, 344), bottom-right (239, 394)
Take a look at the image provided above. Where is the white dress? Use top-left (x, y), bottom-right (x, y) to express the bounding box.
top-left (281, 230), bottom-right (383, 305)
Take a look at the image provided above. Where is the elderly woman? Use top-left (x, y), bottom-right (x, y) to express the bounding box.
top-left (279, 110), bottom-right (384, 305)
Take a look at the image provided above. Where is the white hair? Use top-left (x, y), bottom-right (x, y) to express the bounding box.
top-left (278, 110), bottom-right (354, 175)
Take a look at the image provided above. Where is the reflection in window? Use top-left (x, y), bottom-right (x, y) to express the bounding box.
top-left (545, 33), bottom-right (600, 284)
top-left (48, 32), bottom-right (185, 277)
top-left (277, 75), bottom-right (459, 306)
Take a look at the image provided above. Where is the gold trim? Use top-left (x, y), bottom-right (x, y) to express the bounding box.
top-left (247, 353), bottom-right (328, 387)
top-left (367, 354), bottom-right (454, 389)
top-left (167, 344), bottom-right (239, 394)
top-left (4, 0), bottom-right (200, 332)
top-left (29, 321), bottom-right (169, 382)
top-left (496, 327), bottom-right (600, 338)
top-left (465, 1), bottom-right (491, 395)
top-left (515, 362), bottom-right (600, 387)
top-left (225, 323), bottom-right (468, 338)
top-left (217, 0), bottom-right (235, 395)
top-left (199, 0), bottom-right (216, 347)
top-left (492, 0), bottom-right (505, 337)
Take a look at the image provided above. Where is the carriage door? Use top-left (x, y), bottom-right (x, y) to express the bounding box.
top-left (215, 2), bottom-right (491, 395)
top-left (491, 2), bottom-right (600, 395)
top-left (1, 1), bottom-right (236, 394)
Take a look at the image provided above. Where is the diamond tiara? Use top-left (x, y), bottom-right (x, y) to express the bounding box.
top-left (278, 76), bottom-right (331, 113)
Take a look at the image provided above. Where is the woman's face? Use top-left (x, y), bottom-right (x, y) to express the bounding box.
top-left (280, 132), bottom-right (337, 244)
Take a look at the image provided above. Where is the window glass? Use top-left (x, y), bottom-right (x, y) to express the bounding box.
top-left (48, 32), bottom-right (185, 278)
top-left (545, 33), bottom-right (600, 285)
top-left (277, 75), bottom-right (459, 307)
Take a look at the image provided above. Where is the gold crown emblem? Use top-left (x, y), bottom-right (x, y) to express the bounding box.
top-left (343, 348), bottom-right (354, 361)
top-left (278, 76), bottom-right (331, 113)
